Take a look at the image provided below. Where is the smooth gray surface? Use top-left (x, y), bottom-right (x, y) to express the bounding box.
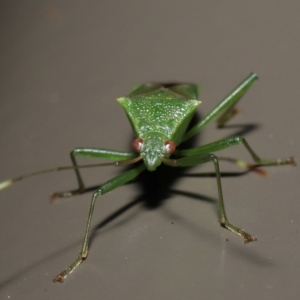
top-left (0, 1), bottom-right (299, 299)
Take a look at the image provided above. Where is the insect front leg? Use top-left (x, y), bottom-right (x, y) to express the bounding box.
top-left (175, 136), bottom-right (295, 169)
top-left (52, 148), bottom-right (136, 198)
top-left (53, 163), bottom-right (146, 283)
top-left (164, 154), bottom-right (256, 243)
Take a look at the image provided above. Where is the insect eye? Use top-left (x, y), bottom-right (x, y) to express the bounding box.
top-left (164, 140), bottom-right (176, 155)
top-left (132, 138), bottom-right (144, 152)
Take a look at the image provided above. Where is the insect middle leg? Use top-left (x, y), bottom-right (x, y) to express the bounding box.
top-left (52, 148), bottom-right (136, 198)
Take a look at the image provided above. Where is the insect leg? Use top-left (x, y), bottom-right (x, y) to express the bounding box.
top-left (53, 163), bottom-right (146, 283)
top-left (163, 154), bottom-right (256, 243)
top-left (175, 136), bottom-right (295, 167)
top-left (52, 148), bottom-right (136, 198)
top-left (183, 73), bottom-right (258, 141)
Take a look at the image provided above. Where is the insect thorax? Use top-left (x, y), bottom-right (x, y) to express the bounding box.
top-left (118, 84), bottom-right (201, 145)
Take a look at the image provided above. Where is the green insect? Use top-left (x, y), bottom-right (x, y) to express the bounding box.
top-left (0, 73), bottom-right (295, 283)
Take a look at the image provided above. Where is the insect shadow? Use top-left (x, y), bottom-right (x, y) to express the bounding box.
top-left (88, 113), bottom-right (260, 244)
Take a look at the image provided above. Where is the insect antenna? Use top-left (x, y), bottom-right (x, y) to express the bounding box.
top-left (217, 156), bottom-right (268, 176)
top-left (0, 156), bottom-right (142, 191)
top-left (161, 156), bottom-right (268, 176)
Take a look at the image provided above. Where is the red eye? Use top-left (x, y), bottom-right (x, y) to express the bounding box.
top-left (132, 138), bottom-right (144, 152)
top-left (164, 140), bottom-right (176, 155)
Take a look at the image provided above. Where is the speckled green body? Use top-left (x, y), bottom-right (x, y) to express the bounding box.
top-left (118, 83), bottom-right (201, 144)
top-left (2, 73), bottom-right (294, 282)
top-left (118, 83), bottom-right (201, 170)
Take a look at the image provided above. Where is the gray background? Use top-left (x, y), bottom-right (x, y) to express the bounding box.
top-left (0, 1), bottom-right (299, 299)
